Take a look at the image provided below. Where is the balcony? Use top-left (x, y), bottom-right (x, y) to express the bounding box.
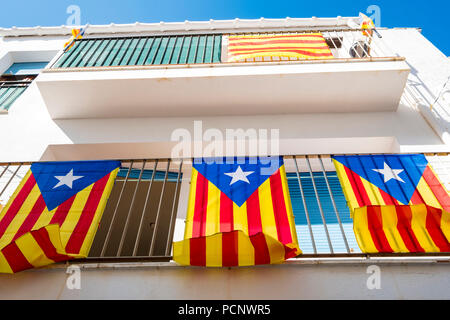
top-left (1, 153), bottom-right (449, 263)
top-left (36, 29), bottom-right (410, 119)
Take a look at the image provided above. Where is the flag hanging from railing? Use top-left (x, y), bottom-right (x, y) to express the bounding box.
top-left (227, 33), bottom-right (334, 62)
top-left (173, 157), bottom-right (301, 267)
top-left (0, 160), bottom-right (120, 273)
top-left (63, 28), bottom-right (85, 52)
top-left (332, 154), bottom-right (450, 253)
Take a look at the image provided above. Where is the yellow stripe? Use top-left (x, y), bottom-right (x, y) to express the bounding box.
top-left (258, 178), bottom-right (278, 240)
top-left (0, 251), bottom-right (13, 273)
top-left (410, 204), bottom-right (440, 252)
top-left (15, 232), bottom-right (54, 268)
top-left (265, 233), bottom-right (287, 264)
top-left (205, 181), bottom-right (221, 237)
top-left (184, 169), bottom-right (198, 239)
top-left (279, 165), bottom-right (300, 252)
top-left (0, 183), bottom-right (41, 249)
top-left (440, 208), bottom-right (450, 243)
top-left (237, 230), bottom-right (254, 266)
top-left (0, 170), bottom-right (32, 222)
top-left (205, 233), bottom-right (222, 267)
top-left (333, 160), bottom-right (360, 216)
top-left (233, 201), bottom-right (248, 235)
top-left (359, 171), bottom-right (390, 206)
top-left (45, 224), bottom-right (67, 255)
top-left (78, 168), bottom-right (119, 256)
top-left (33, 207), bottom-right (56, 231)
top-left (172, 239), bottom-right (191, 266)
top-left (353, 207), bottom-right (379, 253)
top-left (59, 183), bottom-right (93, 248)
top-left (416, 177), bottom-right (441, 209)
top-left (380, 206), bottom-right (409, 252)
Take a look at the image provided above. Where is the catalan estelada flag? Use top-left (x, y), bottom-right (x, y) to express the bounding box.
top-left (63, 28), bottom-right (85, 52)
top-left (173, 157), bottom-right (301, 267)
top-left (332, 154), bottom-right (450, 253)
top-left (227, 33), bottom-right (333, 62)
top-left (0, 160), bottom-right (120, 273)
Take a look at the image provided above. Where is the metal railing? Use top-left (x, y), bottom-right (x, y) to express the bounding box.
top-left (224, 29), bottom-right (397, 63)
top-left (49, 29), bottom-right (399, 70)
top-left (0, 153), bottom-right (449, 263)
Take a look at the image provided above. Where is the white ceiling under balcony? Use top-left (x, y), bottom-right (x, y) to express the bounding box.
top-left (36, 59), bottom-right (410, 119)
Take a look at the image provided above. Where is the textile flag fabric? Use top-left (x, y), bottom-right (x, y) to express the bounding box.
top-left (173, 157), bottom-right (301, 267)
top-left (227, 33), bottom-right (333, 62)
top-left (0, 160), bottom-right (120, 273)
top-left (63, 28), bottom-right (85, 51)
top-left (332, 154), bottom-right (450, 253)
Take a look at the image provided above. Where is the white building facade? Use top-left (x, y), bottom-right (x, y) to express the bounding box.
top-left (0, 17), bottom-right (449, 299)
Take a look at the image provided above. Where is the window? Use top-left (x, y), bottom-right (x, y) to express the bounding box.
top-left (0, 62), bottom-right (49, 112)
top-left (88, 163), bottom-right (182, 258)
top-left (287, 172), bottom-right (360, 254)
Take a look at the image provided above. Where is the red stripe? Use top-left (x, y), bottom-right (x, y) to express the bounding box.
top-left (366, 206), bottom-right (393, 252)
top-left (342, 165), bottom-right (364, 207)
top-left (395, 206), bottom-right (424, 252)
top-left (269, 170), bottom-right (293, 245)
top-left (219, 192), bottom-right (233, 233)
top-left (344, 166), bottom-right (371, 207)
top-left (229, 45), bottom-right (329, 51)
top-left (229, 40), bottom-right (328, 46)
top-left (230, 34), bottom-right (326, 40)
top-left (246, 190), bottom-right (263, 236)
top-left (222, 231), bottom-right (239, 267)
top-left (1, 242), bottom-right (33, 273)
top-left (192, 172), bottom-right (208, 238)
top-left (49, 194), bottom-right (77, 226)
top-left (425, 205), bottom-right (450, 252)
top-left (0, 174), bottom-right (37, 239)
top-left (64, 173), bottom-right (110, 254)
top-left (378, 188), bottom-right (397, 205)
top-left (409, 189), bottom-right (424, 205)
top-left (230, 49), bottom-right (333, 57)
top-left (12, 195), bottom-right (46, 242)
top-left (249, 233), bottom-right (271, 265)
top-left (246, 189), bottom-right (272, 265)
top-left (31, 227), bottom-right (71, 262)
top-left (422, 166), bottom-right (450, 211)
top-left (189, 237), bottom-right (206, 266)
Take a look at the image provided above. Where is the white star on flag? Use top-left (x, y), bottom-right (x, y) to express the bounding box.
top-left (372, 162), bottom-right (405, 183)
top-left (224, 166), bottom-right (254, 185)
top-left (53, 169), bottom-right (84, 189)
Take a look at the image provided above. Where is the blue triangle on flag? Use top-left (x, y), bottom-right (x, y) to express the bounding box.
top-left (31, 160), bottom-right (121, 211)
top-left (193, 156), bottom-right (283, 207)
top-left (332, 154), bottom-right (428, 204)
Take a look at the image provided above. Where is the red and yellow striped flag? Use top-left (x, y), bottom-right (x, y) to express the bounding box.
top-left (173, 157), bottom-right (301, 267)
top-left (0, 160), bottom-right (120, 273)
top-left (227, 33), bottom-right (334, 62)
top-left (332, 154), bottom-right (450, 253)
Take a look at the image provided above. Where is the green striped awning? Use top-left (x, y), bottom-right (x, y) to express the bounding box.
top-left (54, 34), bottom-right (222, 68)
top-left (0, 84), bottom-right (28, 111)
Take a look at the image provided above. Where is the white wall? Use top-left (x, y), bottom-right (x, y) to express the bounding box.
top-left (1, 260), bottom-right (450, 300)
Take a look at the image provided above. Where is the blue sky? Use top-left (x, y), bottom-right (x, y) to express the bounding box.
top-left (1, 0), bottom-right (449, 55)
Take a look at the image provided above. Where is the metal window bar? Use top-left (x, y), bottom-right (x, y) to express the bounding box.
top-left (1, 154), bottom-right (450, 263)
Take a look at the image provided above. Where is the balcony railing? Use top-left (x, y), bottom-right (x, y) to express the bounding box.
top-left (49, 29), bottom-right (399, 70)
top-left (1, 153), bottom-right (449, 264)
